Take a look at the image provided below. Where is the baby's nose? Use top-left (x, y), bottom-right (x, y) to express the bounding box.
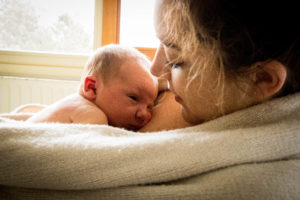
top-left (135, 108), bottom-right (152, 125)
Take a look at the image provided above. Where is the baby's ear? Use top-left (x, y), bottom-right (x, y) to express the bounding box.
top-left (83, 76), bottom-right (99, 100)
top-left (252, 60), bottom-right (287, 99)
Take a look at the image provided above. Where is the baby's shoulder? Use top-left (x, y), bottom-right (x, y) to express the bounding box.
top-left (58, 94), bottom-right (90, 109)
top-left (70, 95), bottom-right (108, 125)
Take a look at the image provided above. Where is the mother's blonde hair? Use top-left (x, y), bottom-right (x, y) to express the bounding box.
top-left (159, 0), bottom-right (299, 99)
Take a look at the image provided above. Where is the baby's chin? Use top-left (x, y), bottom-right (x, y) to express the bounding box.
top-left (109, 119), bottom-right (147, 131)
top-left (124, 124), bottom-right (142, 131)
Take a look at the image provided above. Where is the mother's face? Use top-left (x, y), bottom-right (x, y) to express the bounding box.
top-left (151, 45), bottom-right (224, 124)
top-left (151, 0), bottom-right (255, 124)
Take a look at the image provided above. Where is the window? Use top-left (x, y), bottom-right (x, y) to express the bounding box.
top-left (0, 0), bottom-right (102, 80)
top-left (0, 0), bottom-right (94, 54)
top-left (119, 0), bottom-right (159, 48)
top-left (102, 0), bottom-right (157, 60)
top-left (0, 0), bottom-right (157, 80)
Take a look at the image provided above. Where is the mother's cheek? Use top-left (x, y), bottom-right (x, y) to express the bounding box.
top-left (171, 68), bottom-right (187, 96)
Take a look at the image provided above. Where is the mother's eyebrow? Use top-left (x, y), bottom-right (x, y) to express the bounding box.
top-left (159, 38), bottom-right (181, 50)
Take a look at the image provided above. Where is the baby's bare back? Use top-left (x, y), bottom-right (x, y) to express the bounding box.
top-left (27, 94), bottom-right (108, 125)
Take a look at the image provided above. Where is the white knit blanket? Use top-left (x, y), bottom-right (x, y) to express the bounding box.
top-left (0, 93), bottom-right (300, 199)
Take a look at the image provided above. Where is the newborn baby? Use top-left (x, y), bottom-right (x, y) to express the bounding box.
top-left (27, 44), bottom-right (158, 131)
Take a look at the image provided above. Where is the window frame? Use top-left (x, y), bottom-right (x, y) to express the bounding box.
top-left (0, 0), bottom-right (156, 80)
top-left (0, 49), bottom-right (87, 80)
top-left (0, 0), bottom-right (102, 80)
top-left (102, 0), bottom-right (156, 60)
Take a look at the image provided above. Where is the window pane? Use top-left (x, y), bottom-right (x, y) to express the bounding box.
top-left (119, 0), bottom-right (159, 48)
top-left (0, 0), bottom-right (94, 54)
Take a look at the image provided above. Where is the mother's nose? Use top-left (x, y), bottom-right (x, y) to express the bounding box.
top-left (150, 44), bottom-right (167, 77)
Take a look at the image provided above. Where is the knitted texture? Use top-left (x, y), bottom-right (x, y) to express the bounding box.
top-left (0, 93), bottom-right (300, 199)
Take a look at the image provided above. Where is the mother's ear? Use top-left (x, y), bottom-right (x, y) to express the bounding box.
top-left (83, 76), bottom-right (100, 100)
top-left (253, 60), bottom-right (287, 99)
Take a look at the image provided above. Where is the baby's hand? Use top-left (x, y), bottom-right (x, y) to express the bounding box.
top-left (154, 78), bottom-right (169, 106)
top-left (158, 78), bottom-right (169, 92)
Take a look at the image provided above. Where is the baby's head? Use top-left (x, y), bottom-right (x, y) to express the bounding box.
top-left (80, 44), bottom-right (158, 130)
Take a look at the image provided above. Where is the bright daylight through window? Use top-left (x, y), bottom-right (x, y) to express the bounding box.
top-left (119, 0), bottom-right (159, 48)
top-left (0, 0), bottom-right (94, 54)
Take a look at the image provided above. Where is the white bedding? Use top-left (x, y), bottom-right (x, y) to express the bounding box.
top-left (0, 93), bottom-right (300, 199)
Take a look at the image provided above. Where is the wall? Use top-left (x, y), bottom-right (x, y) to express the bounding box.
top-left (0, 76), bottom-right (79, 113)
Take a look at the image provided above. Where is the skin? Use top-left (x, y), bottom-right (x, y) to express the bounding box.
top-left (151, 45), bottom-right (222, 124)
top-left (139, 90), bottom-right (192, 132)
top-left (150, 0), bottom-right (287, 125)
top-left (24, 0), bottom-right (289, 131)
top-left (28, 57), bottom-right (158, 131)
top-left (92, 58), bottom-right (158, 131)
top-left (27, 93), bottom-right (108, 124)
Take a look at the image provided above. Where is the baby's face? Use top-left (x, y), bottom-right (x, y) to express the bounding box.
top-left (96, 58), bottom-right (158, 131)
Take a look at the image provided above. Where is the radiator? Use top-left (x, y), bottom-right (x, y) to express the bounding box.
top-left (0, 76), bottom-right (79, 113)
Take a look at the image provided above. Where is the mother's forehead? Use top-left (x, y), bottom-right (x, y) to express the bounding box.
top-left (154, 0), bottom-right (185, 49)
top-left (154, 0), bottom-right (171, 28)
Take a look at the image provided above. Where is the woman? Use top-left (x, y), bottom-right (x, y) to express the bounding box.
top-left (142, 0), bottom-right (299, 129)
top-left (1, 0), bottom-right (299, 199)
top-left (144, 0), bottom-right (300, 198)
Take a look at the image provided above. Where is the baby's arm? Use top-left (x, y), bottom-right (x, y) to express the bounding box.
top-left (27, 94), bottom-right (108, 125)
top-left (0, 104), bottom-right (46, 121)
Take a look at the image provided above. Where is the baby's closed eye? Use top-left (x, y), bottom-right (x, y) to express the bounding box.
top-left (128, 95), bottom-right (138, 102)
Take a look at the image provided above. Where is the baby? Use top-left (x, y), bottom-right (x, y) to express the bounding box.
top-left (27, 44), bottom-right (158, 131)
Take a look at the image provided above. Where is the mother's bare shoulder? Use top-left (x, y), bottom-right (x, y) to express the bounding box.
top-left (139, 91), bottom-right (191, 132)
